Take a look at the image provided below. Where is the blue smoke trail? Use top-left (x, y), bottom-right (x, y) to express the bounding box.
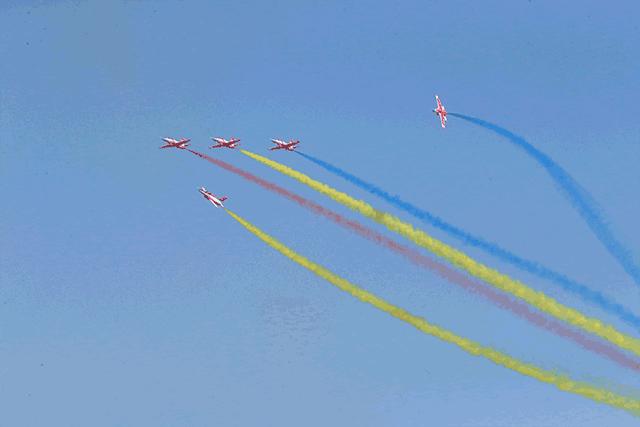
top-left (449, 112), bottom-right (640, 288)
top-left (296, 150), bottom-right (640, 330)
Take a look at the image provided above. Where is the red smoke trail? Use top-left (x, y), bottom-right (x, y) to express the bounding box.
top-left (187, 149), bottom-right (640, 373)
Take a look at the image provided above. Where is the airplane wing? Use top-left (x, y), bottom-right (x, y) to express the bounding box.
top-left (440, 114), bottom-right (447, 128)
top-left (435, 96), bottom-right (443, 109)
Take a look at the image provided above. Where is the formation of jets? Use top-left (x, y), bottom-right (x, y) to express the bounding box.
top-left (163, 95), bottom-right (448, 209)
top-left (160, 136), bottom-right (302, 153)
top-left (160, 136), bottom-right (302, 210)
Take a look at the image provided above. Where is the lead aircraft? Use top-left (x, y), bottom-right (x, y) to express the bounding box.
top-left (160, 137), bottom-right (191, 149)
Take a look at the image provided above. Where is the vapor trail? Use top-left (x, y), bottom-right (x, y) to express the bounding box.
top-left (240, 149), bottom-right (640, 357)
top-left (295, 151), bottom-right (640, 330)
top-left (225, 208), bottom-right (640, 416)
top-left (450, 112), bottom-right (640, 287)
top-left (187, 149), bottom-right (640, 372)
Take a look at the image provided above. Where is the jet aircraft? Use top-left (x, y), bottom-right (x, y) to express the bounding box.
top-left (432, 95), bottom-right (447, 128)
top-left (210, 137), bottom-right (240, 149)
top-left (269, 138), bottom-right (300, 151)
top-left (160, 137), bottom-right (191, 149)
top-left (199, 187), bottom-right (227, 208)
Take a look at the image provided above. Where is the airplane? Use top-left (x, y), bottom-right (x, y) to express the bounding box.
top-left (199, 187), bottom-right (227, 208)
top-left (269, 138), bottom-right (300, 151)
top-left (432, 95), bottom-right (447, 128)
top-left (160, 137), bottom-right (191, 149)
top-left (210, 136), bottom-right (241, 149)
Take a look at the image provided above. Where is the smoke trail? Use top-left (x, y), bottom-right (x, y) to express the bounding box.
top-left (295, 151), bottom-right (640, 330)
top-left (240, 149), bottom-right (640, 357)
top-left (186, 149), bottom-right (640, 372)
top-left (225, 208), bottom-right (640, 416)
top-left (449, 112), bottom-right (640, 287)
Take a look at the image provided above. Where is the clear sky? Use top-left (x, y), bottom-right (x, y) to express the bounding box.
top-left (1, 1), bottom-right (639, 425)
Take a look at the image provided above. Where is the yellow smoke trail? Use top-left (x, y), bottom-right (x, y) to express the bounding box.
top-left (225, 208), bottom-right (640, 415)
top-left (240, 149), bottom-right (640, 358)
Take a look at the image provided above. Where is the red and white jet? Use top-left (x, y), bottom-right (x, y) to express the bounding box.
top-left (160, 137), bottom-right (191, 149)
top-left (199, 187), bottom-right (227, 208)
top-left (210, 136), bottom-right (240, 149)
top-left (269, 138), bottom-right (300, 151)
top-left (432, 95), bottom-right (447, 128)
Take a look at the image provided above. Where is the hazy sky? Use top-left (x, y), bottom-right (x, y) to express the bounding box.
top-left (1, 1), bottom-right (639, 426)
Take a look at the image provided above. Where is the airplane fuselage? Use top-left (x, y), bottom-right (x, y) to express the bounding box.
top-left (207, 197), bottom-right (223, 207)
top-left (161, 143), bottom-right (188, 149)
top-left (211, 143), bottom-right (238, 149)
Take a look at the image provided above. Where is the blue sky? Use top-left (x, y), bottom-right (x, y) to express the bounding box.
top-left (1, 1), bottom-right (639, 425)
